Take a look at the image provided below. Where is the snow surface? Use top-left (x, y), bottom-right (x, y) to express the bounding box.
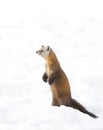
top-left (0, 0), bottom-right (103, 130)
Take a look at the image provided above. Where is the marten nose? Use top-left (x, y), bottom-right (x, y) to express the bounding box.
top-left (36, 51), bottom-right (38, 53)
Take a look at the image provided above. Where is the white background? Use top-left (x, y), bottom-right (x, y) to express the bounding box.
top-left (0, 0), bottom-right (103, 130)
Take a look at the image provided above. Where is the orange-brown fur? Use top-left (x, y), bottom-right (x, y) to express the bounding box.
top-left (45, 50), bottom-right (71, 106)
top-left (36, 46), bottom-right (98, 118)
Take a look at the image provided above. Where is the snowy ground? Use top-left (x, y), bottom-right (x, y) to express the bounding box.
top-left (0, 0), bottom-right (103, 130)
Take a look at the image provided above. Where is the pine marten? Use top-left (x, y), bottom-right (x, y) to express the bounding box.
top-left (36, 45), bottom-right (98, 118)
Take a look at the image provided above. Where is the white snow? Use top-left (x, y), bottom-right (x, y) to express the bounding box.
top-left (0, 0), bottom-right (103, 130)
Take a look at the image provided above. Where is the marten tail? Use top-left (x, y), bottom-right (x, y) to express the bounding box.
top-left (69, 98), bottom-right (98, 118)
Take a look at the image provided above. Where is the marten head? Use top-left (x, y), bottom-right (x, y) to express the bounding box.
top-left (36, 45), bottom-right (51, 58)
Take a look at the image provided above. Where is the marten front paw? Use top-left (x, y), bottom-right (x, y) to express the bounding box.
top-left (48, 78), bottom-right (55, 85)
top-left (42, 76), bottom-right (47, 82)
top-left (42, 73), bottom-right (48, 82)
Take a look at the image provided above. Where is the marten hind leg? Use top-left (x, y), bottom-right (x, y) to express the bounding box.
top-left (52, 97), bottom-right (60, 106)
top-left (58, 96), bottom-right (71, 106)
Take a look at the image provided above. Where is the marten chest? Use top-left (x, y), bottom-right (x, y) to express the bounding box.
top-left (45, 64), bottom-right (53, 76)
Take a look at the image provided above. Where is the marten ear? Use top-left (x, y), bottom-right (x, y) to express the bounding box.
top-left (47, 46), bottom-right (50, 51)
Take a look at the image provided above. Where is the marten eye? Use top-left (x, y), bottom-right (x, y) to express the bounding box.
top-left (40, 50), bottom-right (44, 53)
